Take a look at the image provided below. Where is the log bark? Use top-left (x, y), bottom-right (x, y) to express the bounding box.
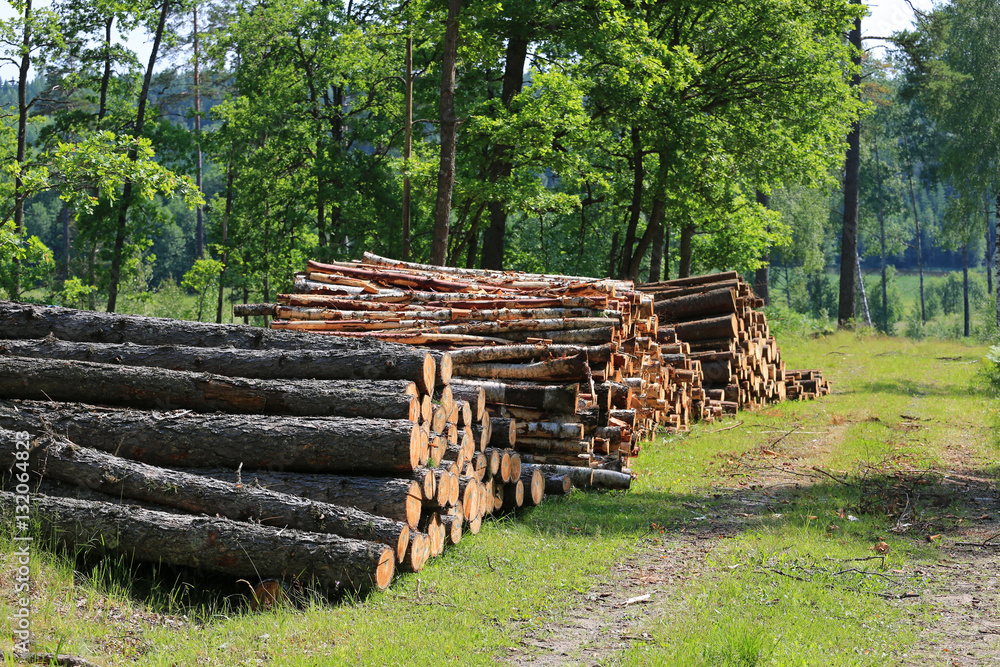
top-left (451, 379), bottom-right (578, 413)
top-left (0, 338), bottom-right (437, 396)
top-left (0, 357), bottom-right (419, 421)
top-left (0, 491), bottom-right (395, 593)
top-left (188, 469), bottom-right (423, 529)
top-left (0, 302), bottom-right (447, 390)
top-left (453, 353), bottom-right (589, 382)
top-left (521, 463), bottom-right (631, 490)
top-left (0, 400), bottom-right (424, 474)
top-left (519, 468), bottom-right (544, 506)
top-left (654, 288), bottom-right (736, 322)
top-left (446, 344), bottom-right (613, 365)
top-left (4, 431), bottom-right (410, 561)
top-left (670, 314), bottom-right (738, 342)
top-left (543, 474), bottom-right (571, 495)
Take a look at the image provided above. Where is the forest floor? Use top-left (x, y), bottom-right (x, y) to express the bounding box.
top-left (2, 331), bottom-right (998, 666)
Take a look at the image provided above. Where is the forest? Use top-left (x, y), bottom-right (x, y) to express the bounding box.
top-left (0, 0), bottom-right (997, 341)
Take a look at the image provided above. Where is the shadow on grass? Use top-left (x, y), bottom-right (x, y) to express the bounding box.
top-left (515, 462), bottom-right (1000, 551)
top-left (850, 379), bottom-right (974, 398)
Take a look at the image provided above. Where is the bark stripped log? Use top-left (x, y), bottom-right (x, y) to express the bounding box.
top-left (0, 400), bottom-right (424, 473)
top-left (0, 357), bottom-right (420, 421)
top-left (0, 492), bottom-right (395, 593)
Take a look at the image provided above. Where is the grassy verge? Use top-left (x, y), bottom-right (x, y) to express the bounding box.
top-left (2, 330), bottom-right (996, 666)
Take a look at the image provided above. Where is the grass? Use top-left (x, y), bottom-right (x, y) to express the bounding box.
top-left (2, 330), bottom-right (997, 665)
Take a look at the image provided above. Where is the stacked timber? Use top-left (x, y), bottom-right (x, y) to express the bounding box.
top-left (247, 255), bottom-right (730, 476)
top-left (638, 271), bottom-right (829, 409)
top-left (0, 302), bottom-right (568, 601)
top-left (783, 369), bottom-right (832, 400)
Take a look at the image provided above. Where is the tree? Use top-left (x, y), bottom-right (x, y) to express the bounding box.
top-left (837, 0), bottom-right (863, 328)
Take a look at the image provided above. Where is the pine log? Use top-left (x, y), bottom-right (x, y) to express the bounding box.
top-left (521, 463), bottom-right (631, 490)
top-left (0, 400), bottom-right (424, 474)
top-left (453, 353), bottom-right (589, 382)
top-left (515, 420), bottom-right (585, 440)
top-left (0, 357), bottom-right (419, 421)
top-left (410, 467), bottom-right (438, 502)
top-left (542, 474), bottom-right (571, 495)
top-left (400, 532), bottom-right (431, 572)
top-left (653, 287), bottom-right (737, 322)
top-left (447, 344), bottom-right (613, 365)
top-left (280, 291), bottom-right (607, 310)
top-left (0, 337), bottom-right (437, 395)
top-left (519, 468), bottom-right (544, 506)
top-left (4, 431), bottom-right (410, 561)
top-left (669, 314), bottom-right (738, 342)
top-left (189, 470), bottom-right (424, 529)
top-left (0, 492), bottom-right (395, 593)
top-left (642, 271), bottom-right (740, 289)
top-left (451, 379), bottom-right (578, 413)
top-left (0, 302), bottom-right (448, 390)
top-left (501, 480), bottom-right (524, 512)
top-left (439, 514), bottom-right (463, 545)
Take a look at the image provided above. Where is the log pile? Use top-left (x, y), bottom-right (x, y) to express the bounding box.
top-left (251, 255), bottom-right (829, 477)
top-left (638, 271), bottom-right (831, 410)
top-left (0, 302), bottom-right (573, 600)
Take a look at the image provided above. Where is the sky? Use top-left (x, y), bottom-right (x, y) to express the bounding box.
top-left (0, 0), bottom-right (937, 81)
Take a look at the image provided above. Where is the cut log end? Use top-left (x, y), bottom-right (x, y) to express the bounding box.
top-left (439, 352), bottom-right (453, 386)
top-left (401, 532), bottom-right (430, 572)
top-left (404, 483), bottom-right (423, 529)
top-left (409, 424), bottom-right (425, 470)
top-left (422, 353), bottom-right (436, 395)
top-left (395, 525), bottom-right (411, 563)
top-left (375, 546), bottom-right (396, 591)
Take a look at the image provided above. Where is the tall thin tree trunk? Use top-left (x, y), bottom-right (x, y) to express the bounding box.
top-left (60, 205), bottom-right (70, 282)
top-left (985, 193), bottom-right (993, 298)
top-left (430, 0), bottom-right (462, 266)
top-left (663, 222), bottom-right (670, 280)
top-left (873, 131), bottom-right (889, 333)
top-left (215, 163), bottom-right (234, 324)
top-left (193, 0), bottom-right (204, 259)
top-left (995, 192), bottom-right (1000, 331)
top-left (11, 0), bottom-right (32, 299)
top-left (107, 0), bottom-right (171, 313)
top-left (98, 16), bottom-right (113, 122)
top-left (402, 36), bottom-right (413, 261)
top-left (838, 5), bottom-right (862, 328)
top-left (785, 266), bottom-right (792, 308)
top-left (626, 192), bottom-right (665, 281)
top-left (905, 166), bottom-right (926, 321)
top-left (678, 224), bottom-right (694, 278)
top-left (754, 190), bottom-right (770, 304)
top-left (479, 36), bottom-right (529, 270)
top-left (618, 126), bottom-right (643, 279)
top-left (608, 230), bottom-right (619, 279)
top-left (857, 252), bottom-right (871, 327)
top-left (962, 241), bottom-right (970, 338)
top-left (648, 214), bottom-right (665, 283)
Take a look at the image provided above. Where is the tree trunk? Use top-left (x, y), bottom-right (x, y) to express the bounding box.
top-left (402, 36), bottom-right (413, 260)
top-left (608, 230), bottom-right (619, 279)
top-left (430, 0), bottom-right (462, 265)
top-left (838, 5), bottom-right (862, 328)
top-left (754, 190), bottom-right (770, 305)
top-left (215, 161), bottom-right (234, 323)
top-left (618, 126), bottom-right (644, 279)
top-left (625, 187), bottom-right (666, 280)
top-left (856, 252), bottom-right (872, 327)
top-left (995, 193), bottom-right (1000, 330)
top-left (678, 224), bottom-right (695, 278)
top-left (107, 0), bottom-right (170, 312)
top-left (873, 131), bottom-right (889, 333)
top-left (0, 336), bottom-right (436, 393)
top-left (479, 36), bottom-right (529, 270)
top-left (0, 491), bottom-right (394, 594)
top-left (2, 430), bottom-right (410, 561)
top-left (648, 213), bottom-right (665, 283)
top-left (986, 193), bottom-right (993, 299)
top-left (0, 357), bottom-right (420, 421)
top-left (0, 400), bottom-right (423, 474)
top-left (906, 166), bottom-right (926, 321)
top-left (193, 0), bottom-right (204, 260)
top-left (11, 0), bottom-right (32, 298)
top-left (669, 314), bottom-right (738, 342)
top-left (190, 469), bottom-right (424, 529)
top-left (963, 241), bottom-right (970, 338)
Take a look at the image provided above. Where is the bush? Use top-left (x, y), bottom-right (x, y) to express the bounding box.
top-left (979, 345), bottom-right (1000, 396)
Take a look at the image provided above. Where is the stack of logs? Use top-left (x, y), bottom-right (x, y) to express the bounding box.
top-left (241, 256), bottom-right (828, 476)
top-left (0, 302), bottom-right (588, 599)
top-left (637, 271), bottom-right (831, 405)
